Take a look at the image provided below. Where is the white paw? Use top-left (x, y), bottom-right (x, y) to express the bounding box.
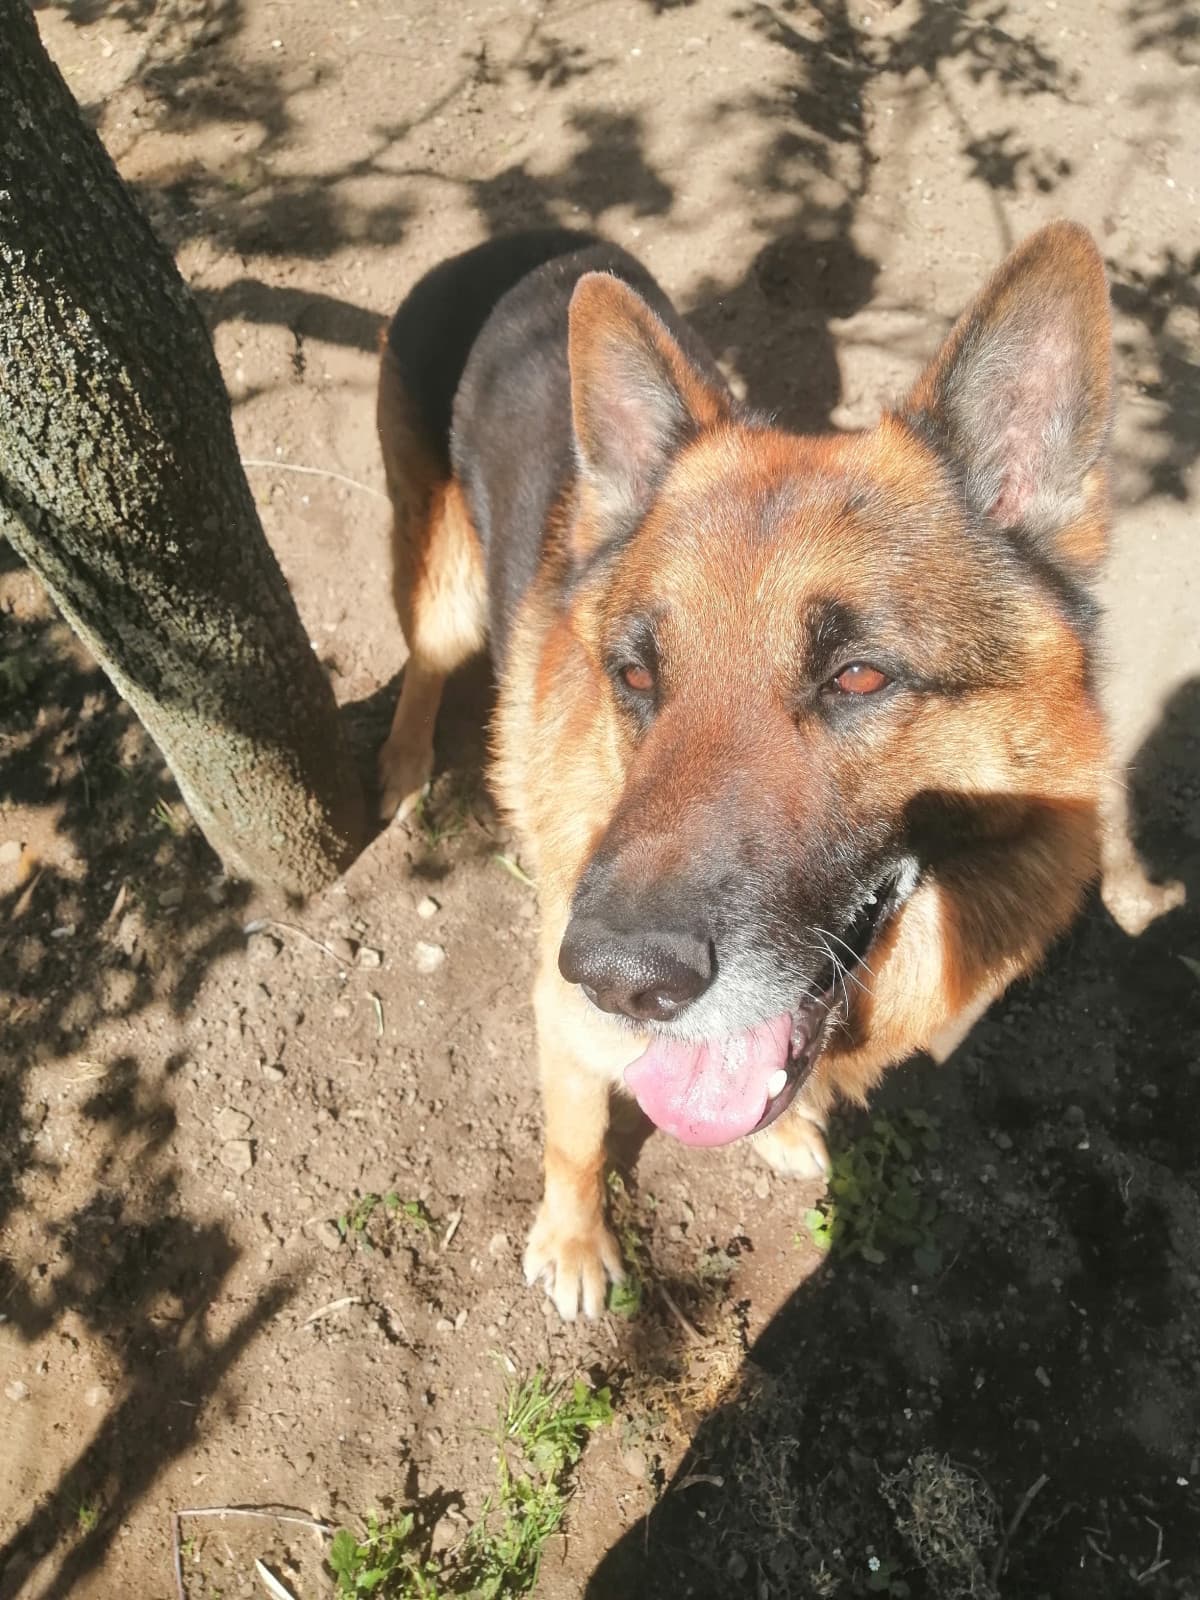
top-left (752, 1105), bottom-right (831, 1180)
top-left (377, 739), bottom-right (432, 823)
top-left (523, 1202), bottom-right (624, 1321)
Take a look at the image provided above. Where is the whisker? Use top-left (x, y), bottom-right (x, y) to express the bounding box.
top-left (814, 932), bottom-right (853, 1015)
top-left (815, 923), bottom-right (878, 981)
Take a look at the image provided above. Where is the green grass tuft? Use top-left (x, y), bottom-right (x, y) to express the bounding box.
top-left (330, 1371), bottom-right (612, 1599)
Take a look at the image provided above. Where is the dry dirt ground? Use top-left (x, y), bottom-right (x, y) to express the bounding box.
top-left (2, 0), bottom-right (1199, 1596)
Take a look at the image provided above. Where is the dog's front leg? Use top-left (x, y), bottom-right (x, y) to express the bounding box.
top-left (522, 964), bottom-right (626, 1320)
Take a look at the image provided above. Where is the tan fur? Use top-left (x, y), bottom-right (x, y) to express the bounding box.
top-left (380, 225), bottom-right (1112, 1318)
top-left (376, 345), bottom-right (487, 820)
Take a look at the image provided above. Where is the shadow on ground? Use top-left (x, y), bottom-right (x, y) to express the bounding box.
top-left (5, 0), bottom-right (1198, 1591)
top-left (0, 540), bottom-right (296, 1596)
top-left (588, 681), bottom-right (1200, 1597)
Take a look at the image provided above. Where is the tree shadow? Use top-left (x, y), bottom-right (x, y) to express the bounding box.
top-left (1125, 0), bottom-right (1200, 67)
top-left (1108, 246), bottom-right (1200, 508)
top-left (588, 679), bottom-right (1200, 1598)
top-left (33, 0), bottom-right (1101, 402)
top-left (0, 540), bottom-right (299, 1595)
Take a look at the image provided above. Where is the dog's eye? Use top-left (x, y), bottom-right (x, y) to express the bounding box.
top-left (621, 663), bottom-right (654, 694)
top-left (831, 662), bottom-right (890, 696)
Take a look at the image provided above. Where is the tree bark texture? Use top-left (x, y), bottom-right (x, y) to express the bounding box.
top-left (0, 1), bottom-right (366, 893)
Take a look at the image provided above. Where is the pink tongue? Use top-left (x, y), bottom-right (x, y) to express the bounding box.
top-left (624, 1013), bottom-right (792, 1147)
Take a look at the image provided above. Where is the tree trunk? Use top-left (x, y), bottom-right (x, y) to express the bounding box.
top-left (0, 1), bottom-right (367, 895)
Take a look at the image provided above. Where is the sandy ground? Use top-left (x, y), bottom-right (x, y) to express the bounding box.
top-left (2, 0), bottom-right (1198, 1596)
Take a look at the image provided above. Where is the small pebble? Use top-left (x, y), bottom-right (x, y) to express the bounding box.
top-left (0, 840), bottom-right (21, 865)
top-left (326, 935), bottom-right (357, 965)
top-left (316, 1221), bottom-right (343, 1251)
top-left (158, 886), bottom-right (184, 909)
top-left (414, 941), bottom-right (446, 974)
top-left (214, 1107), bottom-right (253, 1141)
top-left (487, 1231), bottom-right (510, 1258)
top-left (4, 1379), bottom-right (29, 1403)
top-left (356, 946), bottom-right (383, 969)
top-left (416, 896), bottom-right (439, 920)
top-left (219, 1140), bottom-right (254, 1175)
top-left (620, 1446), bottom-right (648, 1480)
top-left (84, 1384), bottom-right (109, 1408)
top-left (260, 1062), bottom-right (286, 1083)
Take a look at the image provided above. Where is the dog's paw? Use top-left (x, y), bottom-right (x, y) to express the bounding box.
top-left (752, 1104), bottom-right (831, 1180)
top-left (523, 1203), bottom-right (624, 1321)
top-left (377, 738), bottom-right (433, 823)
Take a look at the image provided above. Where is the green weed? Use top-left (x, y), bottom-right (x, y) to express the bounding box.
top-left (151, 796), bottom-right (189, 836)
top-left (75, 1500), bottom-right (100, 1535)
top-left (412, 773), bottom-right (477, 850)
top-left (330, 1371), bottom-right (612, 1599)
top-left (0, 647), bottom-right (41, 703)
top-left (329, 1514), bottom-right (443, 1598)
top-left (492, 853), bottom-right (535, 889)
top-left (336, 1193), bottom-right (433, 1251)
top-left (800, 1110), bottom-right (943, 1270)
top-left (604, 1172), bottom-right (645, 1318)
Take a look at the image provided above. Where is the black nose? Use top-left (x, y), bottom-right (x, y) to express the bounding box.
top-left (558, 917), bottom-right (714, 1022)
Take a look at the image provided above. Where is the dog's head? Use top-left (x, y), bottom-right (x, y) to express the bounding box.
top-left (547, 223), bottom-right (1111, 1145)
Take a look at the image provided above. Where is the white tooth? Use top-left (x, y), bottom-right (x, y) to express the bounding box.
top-left (767, 1068), bottom-right (788, 1099)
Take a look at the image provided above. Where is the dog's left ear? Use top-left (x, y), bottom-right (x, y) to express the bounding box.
top-left (568, 272), bottom-right (729, 561)
top-left (901, 221), bottom-right (1112, 573)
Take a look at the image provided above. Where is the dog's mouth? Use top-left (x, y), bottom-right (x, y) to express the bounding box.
top-left (624, 872), bottom-right (906, 1148)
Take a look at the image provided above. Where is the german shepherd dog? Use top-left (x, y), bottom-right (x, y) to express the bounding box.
top-left (377, 223), bottom-right (1112, 1319)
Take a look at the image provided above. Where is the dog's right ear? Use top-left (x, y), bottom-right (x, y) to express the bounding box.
top-left (568, 273), bottom-right (728, 562)
top-left (900, 221), bottom-right (1112, 575)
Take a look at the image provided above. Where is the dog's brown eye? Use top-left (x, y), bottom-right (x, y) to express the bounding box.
top-left (832, 662), bottom-right (890, 695)
top-left (622, 663), bottom-right (654, 693)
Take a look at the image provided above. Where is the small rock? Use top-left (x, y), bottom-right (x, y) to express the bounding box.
top-left (993, 1131), bottom-right (1013, 1150)
top-left (260, 1061), bottom-right (286, 1083)
top-left (416, 896), bottom-right (439, 920)
top-left (1035, 1365), bottom-right (1052, 1389)
top-left (487, 1230), bottom-right (510, 1258)
top-left (250, 934), bottom-right (282, 962)
top-left (753, 1174), bottom-right (770, 1200)
top-left (454, 1308), bottom-right (468, 1331)
top-left (430, 1515), bottom-right (460, 1556)
top-left (326, 935), bottom-right (357, 965)
top-left (414, 941), bottom-right (446, 974)
top-left (0, 841), bottom-right (21, 865)
top-left (316, 1220), bottom-right (343, 1251)
top-left (435, 1317), bottom-right (455, 1334)
top-left (214, 1106), bottom-right (253, 1141)
top-left (4, 1380), bottom-right (29, 1403)
top-left (84, 1384), bottom-right (109, 1408)
top-left (620, 1446), bottom-right (648, 1480)
top-left (158, 886), bottom-right (184, 909)
top-left (331, 1000), bottom-right (352, 1020)
top-left (219, 1140), bottom-right (254, 1175)
top-left (356, 945), bottom-right (383, 969)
